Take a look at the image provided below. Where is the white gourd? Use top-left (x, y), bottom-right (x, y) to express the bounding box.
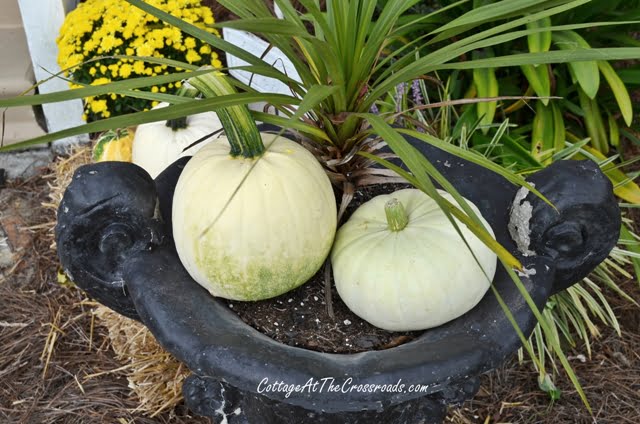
top-left (331, 188), bottom-right (497, 331)
top-left (172, 133), bottom-right (337, 301)
top-left (132, 102), bottom-right (222, 178)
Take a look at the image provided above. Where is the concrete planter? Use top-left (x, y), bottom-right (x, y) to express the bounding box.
top-left (55, 127), bottom-right (620, 423)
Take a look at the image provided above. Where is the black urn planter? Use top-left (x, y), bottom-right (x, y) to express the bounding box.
top-left (56, 129), bottom-right (620, 424)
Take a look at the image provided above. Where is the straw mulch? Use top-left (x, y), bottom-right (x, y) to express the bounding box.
top-left (0, 147), bottom-right (638, 423)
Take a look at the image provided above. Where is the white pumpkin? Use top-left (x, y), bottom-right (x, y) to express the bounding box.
top-left (172, 132), bottom-right (337, 301)
top-left (132, 102), bottom-right (222, 178)
top-left (331, 188), bottom-right (497, 332)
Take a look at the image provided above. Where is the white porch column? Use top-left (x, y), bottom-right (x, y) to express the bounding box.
top-left (17, 0), bottom-right (89, 151)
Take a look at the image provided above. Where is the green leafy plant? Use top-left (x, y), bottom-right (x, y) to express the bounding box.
top-left (3, 0), bottom-right (640, 412)
top-left (401, 0), bottom-right (639, 175)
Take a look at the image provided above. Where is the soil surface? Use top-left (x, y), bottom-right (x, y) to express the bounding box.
top-left (229, 183), bottom-right (422, 354)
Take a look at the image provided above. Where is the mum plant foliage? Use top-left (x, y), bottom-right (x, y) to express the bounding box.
top-left (57, 0), bottom-right (223, 121)
top-left (3, 0), bottom-right (640, 412)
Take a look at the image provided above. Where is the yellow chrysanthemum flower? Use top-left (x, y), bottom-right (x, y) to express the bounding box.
top-left (119, 63), bottom-right (133, 78)
top-left (185, 49), bottom-right (202, 63)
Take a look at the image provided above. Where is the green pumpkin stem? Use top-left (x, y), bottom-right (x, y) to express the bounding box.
top-left (166, 116), bottom-right (188, 131)
top-left (188, 68), bottom-right (265, 159)
top-left (165, 83), bottom-right (199, 131)
top-left (385, 198), bottom-right (409, 232)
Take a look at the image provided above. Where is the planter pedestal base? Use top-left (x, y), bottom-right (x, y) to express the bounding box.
top-left (184, 375), bottom-right (479, 424)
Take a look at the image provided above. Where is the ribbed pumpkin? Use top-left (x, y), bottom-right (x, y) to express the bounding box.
top-left (331, 188), bottom-right (497, 331)
top-left (93, 128), bottom-right (134, 162)
top-left (132, 102), bottom-right (222, 178)
top-left (173, 133), bottom-right (336, 301)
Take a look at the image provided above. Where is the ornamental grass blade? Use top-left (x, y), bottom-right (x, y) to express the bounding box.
top-left (491, 281), bottom-right (547, 375)
top-left (0, 69), bottom-right (213, 108)
top-left (483, 119), bottom-right (511, 159)
top-left (214, 18), bottom-right (314, 38)
top-left (551, 138), bottom-right (590, 162)
top-left (286, 85), bottom-right (341, 125)
top-left (0, 93), bottom-right (298, 152)
top-left (251, 112), bottom-right (331, 143)
top-left (394, 128), bottom-right (550, 206)
top-left (225, 64), bottom-right (303, 88)
top-left (438, 48), bottom-right (640, 71)
top-left (619, 224), bottom-right (640, 286)
top-left (371, 46), bottom-right (640, 110)
top-left (430, 0), bottom-right (575, 39)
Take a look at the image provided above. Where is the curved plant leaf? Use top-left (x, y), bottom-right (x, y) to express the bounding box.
top-left (598, 60), bottom-right (633, 127)
top-left (553, 31), bottom-right (600, 99)
top-left (527, 16), bottom-right (552, 53)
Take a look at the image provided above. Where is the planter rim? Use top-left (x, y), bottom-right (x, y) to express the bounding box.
top-left (125, 247), bottom-right (554, 412)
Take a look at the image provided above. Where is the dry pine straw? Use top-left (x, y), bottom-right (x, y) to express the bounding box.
top-left (0, 145), bottom-right (638, 423)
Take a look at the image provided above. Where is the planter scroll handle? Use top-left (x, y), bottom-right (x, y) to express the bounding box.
top-left (55, 158), bottom-right (189, 320)
top-left (508, 160), bottom-right (621, 294)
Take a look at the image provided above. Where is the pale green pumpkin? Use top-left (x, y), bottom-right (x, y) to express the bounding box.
top-left (331, 188), bottom-right (497, 331)
top-left (172, 133), bottom-right (337, 301)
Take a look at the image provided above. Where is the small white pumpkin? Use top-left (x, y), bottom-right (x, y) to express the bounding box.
top-left (132, 102), bottom-right (222, 178)
top-left (331, 188), bottom-right (497, 332)
top-left (173, 132), bottom-right (337, 301)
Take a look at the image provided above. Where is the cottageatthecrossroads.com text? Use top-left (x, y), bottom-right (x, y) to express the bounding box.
top-left (257, 377), bottom-right (432, 398)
